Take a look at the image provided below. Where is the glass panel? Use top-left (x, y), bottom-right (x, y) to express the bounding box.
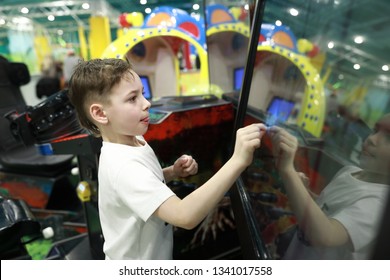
top-left (235, 0), bottom-right (390, 259)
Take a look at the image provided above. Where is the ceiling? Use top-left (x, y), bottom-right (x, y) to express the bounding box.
top-left (0, 0), bottom-right (389, 87)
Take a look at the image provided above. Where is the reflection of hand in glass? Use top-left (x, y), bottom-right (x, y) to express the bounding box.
top-left (190, 197), bottom-right (234, 247)
top-left (297, 172), bottom-right (309, 187)
top-left (297, 171), bottom-right (318, 199)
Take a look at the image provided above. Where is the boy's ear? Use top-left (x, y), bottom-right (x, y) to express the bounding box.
top-left (89, 103), bottom-right (108, 125)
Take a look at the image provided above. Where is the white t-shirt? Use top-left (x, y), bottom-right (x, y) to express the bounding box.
top-left (283, 165), bottom-right (389, 259)
top-left (98, 138), bottom-right (175, 259)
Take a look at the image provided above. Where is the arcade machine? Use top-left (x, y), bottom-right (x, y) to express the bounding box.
top-left (205, 4), bottom-right (250, 93)
top-left (0, 60), bottom-right (80, 212)
top-left (2, 6), bottom-right (240, 259)
top-left (0, 59), bottom-right (88, 259)
top-left (38, 94), bottom-right (235, 259)
top-left (221, 22), bottom-right (326, 137)
top-left (102, 6), bottom-right (210, 98)
top-left (222, 0), bottom-right (360, 259)
top-left (206, 2), bottom-right (325, 137)
top-left (2, 90), bottom-right (106, 259)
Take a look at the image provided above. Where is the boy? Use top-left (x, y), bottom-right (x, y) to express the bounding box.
top-left (68, 58), bottom-right (267, 259)
top-left (268, 113), bottom-right (390, 259)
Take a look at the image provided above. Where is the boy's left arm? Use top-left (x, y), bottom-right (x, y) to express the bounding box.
top-left (163, 155), bottom-right (198, 183)
top-left (269, 126), bottom-right (349, 247)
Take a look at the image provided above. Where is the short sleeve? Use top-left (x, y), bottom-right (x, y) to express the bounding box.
top-left (332, 196), bottom-right (385, 252)
top-left (114, 162), bottom-right (175, 222)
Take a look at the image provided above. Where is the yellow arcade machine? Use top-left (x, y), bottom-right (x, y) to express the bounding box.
top-left (207, 3), bottom-right (325, 138)
top-left (249, 24), bottom-right (325, 137)
top-left (205, 4), bottom-right (250, 93)
top-left (101, 6), bottom-right (209, 98)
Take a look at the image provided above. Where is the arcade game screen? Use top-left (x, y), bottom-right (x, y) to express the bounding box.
top-left (233, 67), bottom-right (245, 90)
top-left (266, 97), bottom-right (295, 123)
top-left (140, 75), bottom-right (152, 100)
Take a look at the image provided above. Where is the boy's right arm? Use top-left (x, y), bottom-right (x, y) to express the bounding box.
top-left (154, 123), bottom-right (267, 230)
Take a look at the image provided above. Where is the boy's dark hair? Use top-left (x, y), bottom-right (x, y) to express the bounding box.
top-left (68, 58), bottom-right (133, 136)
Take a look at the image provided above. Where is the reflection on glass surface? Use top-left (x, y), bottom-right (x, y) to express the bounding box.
top-left (209, 0), bottom-right (390, 259)
top-left (270, 114), bottom-right (390, 259)
top-left (247, 51), bottom-right (307, 127)
top-left (266, 97), bottom-right (295, 123)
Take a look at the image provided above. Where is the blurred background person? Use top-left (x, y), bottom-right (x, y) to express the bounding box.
top-left (36, 54), bottom-right (62, 99)
top-left (63, 49), bottom-right (81, 87)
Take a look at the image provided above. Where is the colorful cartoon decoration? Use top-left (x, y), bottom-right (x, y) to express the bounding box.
top-left (229, 6), bottom-right (249, 22)
top-left (143, 7), bottom-right (205, 47)
top-left (206, 4), bottom-right (249, 38)
top-left (103, 6), bottom-right (209, 97)
top-left (118, 12), bottom-right (144, 28)
top-left (297, 38), bottom-right (320, 58)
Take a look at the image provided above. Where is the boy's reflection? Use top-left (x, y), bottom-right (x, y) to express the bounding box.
top-left (269, 113), bottom-right (390, 259)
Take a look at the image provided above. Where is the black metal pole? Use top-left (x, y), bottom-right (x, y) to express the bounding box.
top-left (229, 0), bottom-right (271, 259)
top-left (232, 0), bottom-right (267, 142)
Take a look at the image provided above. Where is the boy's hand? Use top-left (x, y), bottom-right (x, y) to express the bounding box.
top-left (268, 126), bottom-right (298, 172)
top-left (173, 155), bottom-right (198, 178)
top-left (232, 123), bottom-right (267, 168)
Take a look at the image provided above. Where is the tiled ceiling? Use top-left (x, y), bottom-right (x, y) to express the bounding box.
top-left (0, 0), bottom-right (389, 86)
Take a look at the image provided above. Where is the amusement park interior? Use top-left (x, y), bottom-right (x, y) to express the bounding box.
top-left (0, 0), bottom-right (389, 260)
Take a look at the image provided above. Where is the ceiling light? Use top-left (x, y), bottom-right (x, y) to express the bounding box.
top-left (140, 0), bottom-right (147, 5)
top-left (382, 65), bottom-right (389, 71)
top-left (145, 8), bottom-right (151, 14)
top-left (57, 29), bottom-right (63, 36)
top-left (82, 3), bottom-right (90, 10)
top-left (289, 8), bottom-right (299, 17)
top-left (21, 7), bottom-right (29, 14)
top-left (354, 36), bottom-right (364, 44)
top-left (338, 74), bottom-right (344, 80)
top-left (48, 15), bottom-right (55, 21)
top-left (12, 17), bottom-right (30, 24)
top-left (327, 41), bottom-right (334, 49)
top-left (275, 20), bottom-right (282, 26)
top-left (193, 4), bottom-right (200, 11)
top-left (191, 12), bottom-right (200, 21)
top-left (353, 64), bottom-right (360, 70)
top-left (0, 19), bottom-right (5, 25)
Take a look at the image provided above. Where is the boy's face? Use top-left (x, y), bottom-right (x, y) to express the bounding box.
top-left (360, 114), bottom-right (390, 176)
top-left (102, 71), bottom-right (151, 143)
